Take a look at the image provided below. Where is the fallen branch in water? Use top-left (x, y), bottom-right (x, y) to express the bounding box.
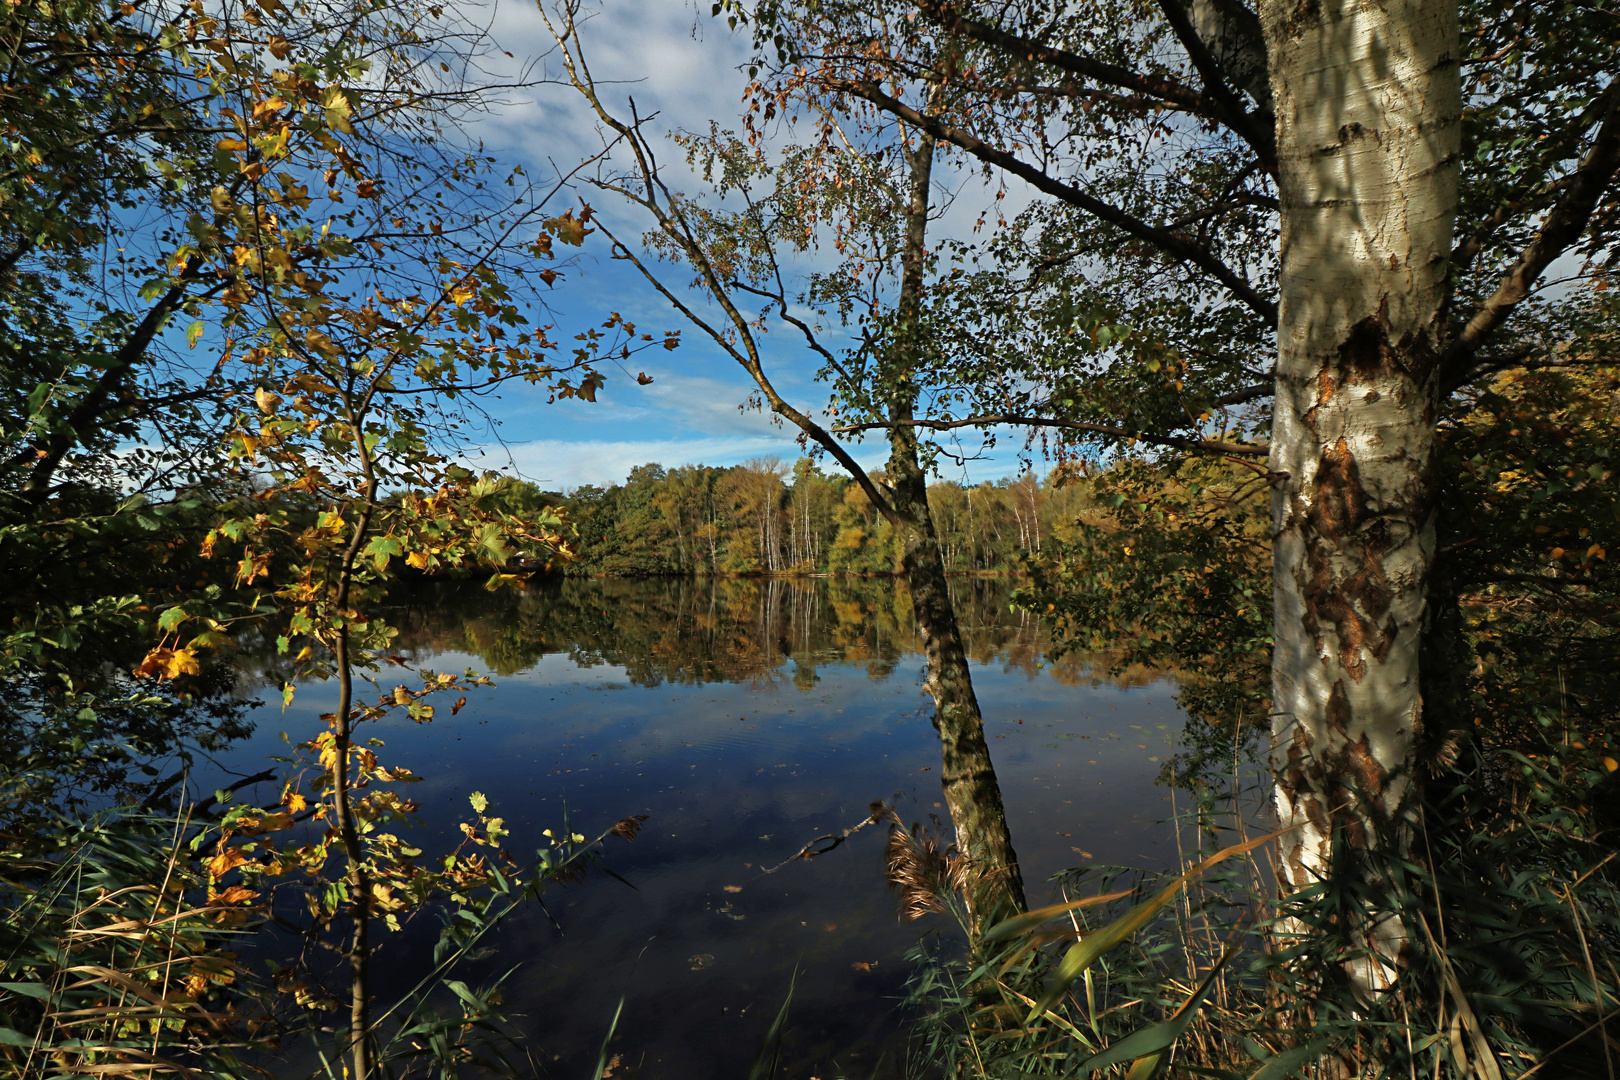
top-left (759, 801), bottom-right (892, 873)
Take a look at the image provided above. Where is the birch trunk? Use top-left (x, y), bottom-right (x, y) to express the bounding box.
top-left (890, 112), bottom-right (1026, 935)
top-left (1260, 0), bottom-right (1460, 993)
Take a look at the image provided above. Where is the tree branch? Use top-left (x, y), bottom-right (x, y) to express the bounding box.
top-left (915, 0), bottom-right (1267, 157)
top-left (1444, 86), bottom-right (1620, 371)
top-left (829, 413), bottom-right (1268, 456)
top-left (1151, 0), bottom-right (1275, 167)
top-left (828, 77), bottom-right (1279, 327)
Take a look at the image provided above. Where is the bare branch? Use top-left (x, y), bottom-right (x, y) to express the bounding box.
top-left (538, 1), bottom-right (904, 526)
top-left (916, 0), bottom-right (1269, 159)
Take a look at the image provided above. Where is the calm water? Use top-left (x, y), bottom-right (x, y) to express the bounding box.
top-left (215, 577), bottom-right (1191, 1078)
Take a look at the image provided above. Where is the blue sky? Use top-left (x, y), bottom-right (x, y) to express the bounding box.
top-left (446, 0), bottom-right (1044, 489)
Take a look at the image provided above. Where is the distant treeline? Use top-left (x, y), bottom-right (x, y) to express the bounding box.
top-left (508, 458), bottom-right (1096, 576)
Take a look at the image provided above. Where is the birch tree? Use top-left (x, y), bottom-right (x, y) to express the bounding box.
top-left (719, 0), bottom-right (1620, 993)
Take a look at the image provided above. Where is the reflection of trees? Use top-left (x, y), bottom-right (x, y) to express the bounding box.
top-left (379, 577), bottom-right (1166, 693)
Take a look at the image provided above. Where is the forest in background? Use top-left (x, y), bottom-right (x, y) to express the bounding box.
top-left (537, 458), bottom-right (1092, 576)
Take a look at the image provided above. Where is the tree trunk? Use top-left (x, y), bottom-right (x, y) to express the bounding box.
top-left (891, 447), bottom-right (1029, 932)
top-left (888, 109), bottom-right (1026, 934)
top-left (1261, 0), bottom-right (1460, 993)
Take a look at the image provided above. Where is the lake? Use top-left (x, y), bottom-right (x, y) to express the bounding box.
top-left (213, 576), bottom-right (1194, 1078)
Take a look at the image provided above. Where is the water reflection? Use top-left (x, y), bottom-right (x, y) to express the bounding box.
top-left (386, 575), bottom-right (1120, 690)
top-left (218, 576), bottom-right (1187, 1078)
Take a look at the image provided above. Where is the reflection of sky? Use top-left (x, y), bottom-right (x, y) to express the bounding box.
top-left (207, 590), bottom-right (1197, 1078)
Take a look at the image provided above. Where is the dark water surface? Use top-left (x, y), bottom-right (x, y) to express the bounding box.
top-left (218, 577), bottom-right (1190, 1078)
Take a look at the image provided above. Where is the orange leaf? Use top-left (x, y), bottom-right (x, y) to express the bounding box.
top-left (212, 885), bottom-right (258, 906)
top-left (208, 846), bottom-right (251, 880)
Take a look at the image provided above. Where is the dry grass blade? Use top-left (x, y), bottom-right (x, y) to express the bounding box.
top-left (885, 819), bottom-right (968, 923)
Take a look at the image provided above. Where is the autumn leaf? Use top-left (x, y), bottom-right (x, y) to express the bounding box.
top-left (321, 85), bottom-right (354, 134)
top-left (211, 885), bottom-right (259, 906)
top-left (548, 208), bottom-right (592, 246)
top-left (208, 846), bottom-right (252, 880)
top-left (134, 646), bottom-right (201, 680)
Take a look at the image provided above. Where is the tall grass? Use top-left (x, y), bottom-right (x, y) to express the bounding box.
top-left (0, 806), bottom-right (258, 1078)
top-left (893, 739), bottom-right (1619, 1079)
top-left (1, 798), bottom-right (646, 1079)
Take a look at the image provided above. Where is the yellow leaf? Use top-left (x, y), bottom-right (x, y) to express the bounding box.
top-left (321, 85), bottom-right (354, 134)
top-left (255, 387), bottom-right (282, 414)
top-left (1604, 757), bottom-right (1618, 773)
top-left (208, 846), bottom-right (251, 880)
top-left (166, 648), bottom-right (202, 678)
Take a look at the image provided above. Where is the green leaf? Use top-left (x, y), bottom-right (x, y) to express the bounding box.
top-left (1248, 1038), bottom-right (1335, 1080)
top-left (980, 887), bottom-right (1135, 944)
top-left (468, 791), bottom-right (488, 814)
top-left (1025, 828), bottom-right (1284, 1021)
top-left (591, 991), bottom-right (627, 1080)
top-left (747, 967), bottom-right (797, 1080)
top-left (1074, 955), bottom-right (1229, 1075)
top-left (0, 982), bottom-right (52, 1000)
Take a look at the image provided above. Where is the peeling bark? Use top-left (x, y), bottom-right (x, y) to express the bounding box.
top-left (1260, 0), bottom-right (1459, 993)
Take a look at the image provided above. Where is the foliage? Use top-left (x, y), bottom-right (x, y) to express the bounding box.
top-left (1020, 456), bottom-right (1273, 786)
top-left (0, 809), bottom-right (258, 1079)
top-left (555, 457), bottom-right (1096, 576)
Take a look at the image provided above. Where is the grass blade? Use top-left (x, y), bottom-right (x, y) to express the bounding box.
top-left (747, 966), bottom-right (798, 1080)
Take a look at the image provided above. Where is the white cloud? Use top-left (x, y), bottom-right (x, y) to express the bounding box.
top-left (467, 433), bottom-right (888, 488)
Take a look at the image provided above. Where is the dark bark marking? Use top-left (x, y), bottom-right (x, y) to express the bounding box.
top-left (1311, 437), bottom-right (1367, 536)
top-left (1338, 303), bottom-right (1402, 385)
top-left (1341, 734), bottom-right (1388, 804)
top-left (1326, 679), bottom-right (1352, 734)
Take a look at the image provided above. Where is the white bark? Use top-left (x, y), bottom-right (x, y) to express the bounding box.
top-left (1260, 0), bottom-right (1460, 992)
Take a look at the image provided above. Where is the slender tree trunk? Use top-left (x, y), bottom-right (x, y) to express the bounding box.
top-left (331, 452), bottom-right (378, 1078)
top-left (889, 111), bottom-right (1026, 933)
top-left (892, 450), bottom-right (1028, 929)
top-left (1261, 0), bottom-right (1460, 994)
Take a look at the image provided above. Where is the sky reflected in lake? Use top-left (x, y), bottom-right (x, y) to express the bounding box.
top-left (216, 577), bottom-right (1191, 1078)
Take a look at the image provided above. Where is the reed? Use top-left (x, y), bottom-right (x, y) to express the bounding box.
top-left (891, 740), bottom-right (1619, 1079)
